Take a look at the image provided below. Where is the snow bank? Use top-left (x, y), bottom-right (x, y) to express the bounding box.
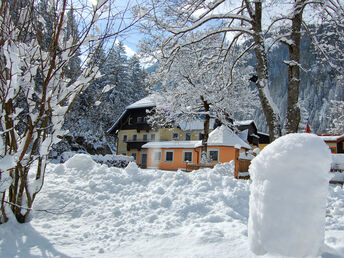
top-left (248, 133), bottom-right (332, 257)
top-left (61, 151), bottom-right (134, 168)
top-left (29, 160), bottom-right (250, 257)
top-left (1, 150), bottom-right (344, 257)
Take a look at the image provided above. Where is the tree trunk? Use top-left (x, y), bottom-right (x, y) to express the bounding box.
top-left (200, 96), bottom-right (210, 164)
top-left (250, 1), bottom-right (281, 141)
top-left (285, 0), bottom-right (304, 133)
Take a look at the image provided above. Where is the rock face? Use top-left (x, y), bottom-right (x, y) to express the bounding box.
top-left (247, 34), bottom-right (343, 134)
top-left (248, 133), bottom-right (331, 257)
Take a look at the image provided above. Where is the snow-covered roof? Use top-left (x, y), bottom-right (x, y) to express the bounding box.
top-left (238, 129), bottom-right (248, 141)
top-left (207, 125), bottom-right (251, 149)
top-left (126, 95), bottom-right (157, 109)
top-left (318, 134), bottom-right (344, 142)
top-left (178, 119), bottom-right (216, 131)
top-left (257, 131), bottom-right (269, 136)
top-left (106, 110), bottom-right (126, 134)
top-left (142, 141), bottom-right (200, 149)
top-left (143, 126), bottom-right (251, 150)
top-left (234, 120), bottom-right (255, 126)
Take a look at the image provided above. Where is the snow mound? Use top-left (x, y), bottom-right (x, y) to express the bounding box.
top-left (248, 133), bottom-right (332, 257)
top-left (64, 153), bottom-right (96, 171)
top-left (30, 160), bottom-right (250, 257)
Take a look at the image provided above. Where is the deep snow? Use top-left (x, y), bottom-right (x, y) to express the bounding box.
top-left (0, 153), bottom-right (344, 257)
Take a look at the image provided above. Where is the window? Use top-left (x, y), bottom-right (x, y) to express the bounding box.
top-left (165, 150), bottom-right (174, 162)
top-left (151, 134), bottom-right (156, 141)
top-left (152, 150), bottom-right (161, 162)
top-left (199, 133), bottom-right (204, 140)
top-left (131, 152), bottom-right (137, 161)
top-left (132, 134), bottom-right (137, 141)
top-left (183, 151), bottom-right (193, 162)
top-left (208, 149), bottom-right (219, 162)
top-left (185, 132), bottom-right (191, 141)
top-left (172, 133), bottom-right (179, 140)
top-left (143, 134), bottom-right (148, 141)
top-left (144, 117), bottom-right (148, 123)
top-left (137, 117), bottom-right (143, 123)
top-left (122, 135), bottom-right (127, 143)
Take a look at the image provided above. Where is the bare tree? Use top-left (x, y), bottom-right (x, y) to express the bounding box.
top-left (0, 0), bottom-right (147, 224)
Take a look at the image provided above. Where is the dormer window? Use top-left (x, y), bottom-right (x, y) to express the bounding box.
top-left (172, 133), bottom-right (179, 140)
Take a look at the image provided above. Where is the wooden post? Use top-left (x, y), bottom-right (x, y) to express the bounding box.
top-left (234, 147), bottom-right (240, 179)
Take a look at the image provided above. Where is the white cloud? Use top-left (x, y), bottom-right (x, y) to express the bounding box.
top-left (115, 39), bottom-right (135, 57)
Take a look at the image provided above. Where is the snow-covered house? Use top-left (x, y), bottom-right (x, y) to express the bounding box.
top-left (235, 120), bottom-right (270, 149)
top-left (107, 95), bottom-right (266, 168)
top-left (107, 95), bottom-right (216, 167)
top-left (142, 125), bottom-right (251, 171)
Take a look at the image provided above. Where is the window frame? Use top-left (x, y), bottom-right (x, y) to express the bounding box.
top-left (172, 132), bottom-right (179, 140)
top-left (164, 150), bottom-right (174, 162)
top-left (132, 134), bottom-right (137, 141)
top-left (185, 132), bottom-right (191, 141)
top-left (151, 150), bottom-right (162, 163)
top-left (208, 149), bottom-right (219, 163)
top-left (150, 133), bottom-right (156, 141)
top-left (142, 134), bottom-right (148, 141)
top-left (122, 134), bottom-right (128, 143)
top-left (182, 150), bottom-right (193, 163)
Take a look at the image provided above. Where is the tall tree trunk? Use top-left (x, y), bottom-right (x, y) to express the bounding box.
top-left (249, 0), bottom-right (282, 141)
top-left (200, 96), bottom-right (210, 164)
top-left (285, 0), bottom-right (304, 133)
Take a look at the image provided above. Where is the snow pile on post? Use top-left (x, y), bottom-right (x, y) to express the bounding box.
top-left (248, 133), bottom-right (332, 257)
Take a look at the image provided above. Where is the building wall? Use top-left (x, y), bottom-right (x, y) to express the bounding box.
top-left (146, 148), bottom-right (198, 170)
top-left (117, 128), bottom-right (207, 167)
top-left (117, 129), bottom-right (158, 154)
top-left (145, 146), bottom-right (241, 170)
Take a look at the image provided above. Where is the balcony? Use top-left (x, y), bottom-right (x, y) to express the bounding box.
top-left (126, 140), bottom-right (148, 151)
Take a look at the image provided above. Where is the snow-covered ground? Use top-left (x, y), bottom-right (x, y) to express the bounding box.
top-left (1, 154), bottom-right (344, 257)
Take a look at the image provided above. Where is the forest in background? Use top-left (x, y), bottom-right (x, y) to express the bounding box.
top-left (60, 33), bottom-right (342, 156)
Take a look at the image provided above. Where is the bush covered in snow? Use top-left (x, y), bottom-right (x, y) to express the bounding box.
top-left (248, 133), bottom-right (332, 257)
top-left (60, 152), bottom-right (134, 168)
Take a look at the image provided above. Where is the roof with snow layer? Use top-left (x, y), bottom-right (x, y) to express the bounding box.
top-left (207, 125), bottom-right (251, 149)
top-left (143, 125), bottom-right (251, 150)
top-left (318, 134), bottom-right (344, 142)
top-left (142, 141), bottom-right (200, 149)
top-left (126, 95), bottom-right (157, 109)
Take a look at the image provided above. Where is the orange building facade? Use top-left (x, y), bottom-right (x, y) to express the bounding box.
top-left (145, 145), bottom-right (247, 171)
top-left (143, 125), bottom-right (252, 171)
